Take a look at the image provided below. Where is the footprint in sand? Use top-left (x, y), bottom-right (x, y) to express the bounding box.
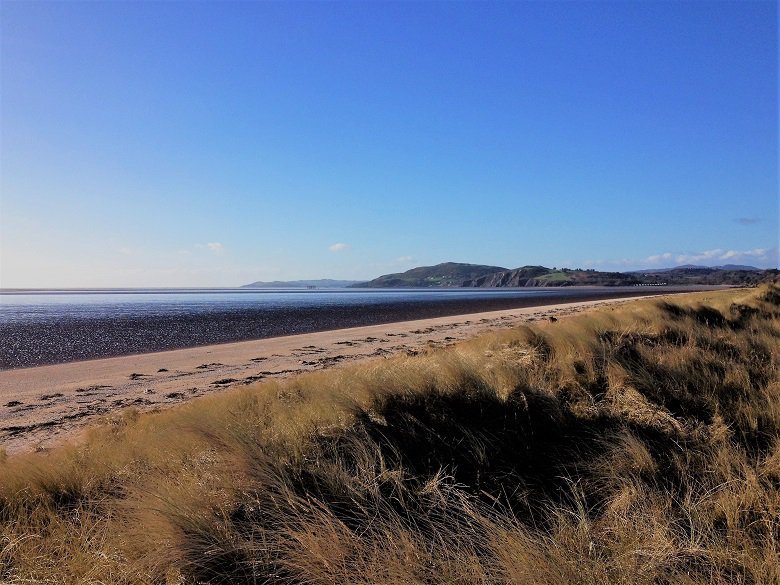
top-left (242, 374), bottom-right (266, 383)
top-left (39, 393), bottom-right (64, 401)
top-left (211, 378), bottom-right (239, 386)
top-left (196, 362), bottom-right (225, 369)
top-left (76, 385), bottom-right (112, 393)
top-left (316, 355), bottom-right (346, 367)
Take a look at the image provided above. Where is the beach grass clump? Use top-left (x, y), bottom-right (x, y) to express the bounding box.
top-left (1, 285), bottom-right (779, 583)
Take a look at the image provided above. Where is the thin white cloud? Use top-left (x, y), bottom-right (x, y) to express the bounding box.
top-left (673, 249), bottom-right (723, 264)
top-left (588, 247), bottom-right (778, 270)
top-left (206, 242), bottom-right (224, 253)
top-left (670, 247), bottom-right (772, 265)
top-left (645, 252), bottom-right (674, 265)
top-left (329, 242), bottom-right (350, 252)
top-left (397, 255), bottom-right (414, 263)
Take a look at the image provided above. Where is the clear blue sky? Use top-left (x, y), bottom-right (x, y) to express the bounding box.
top-left (1, 1), bottom-right (777, 287)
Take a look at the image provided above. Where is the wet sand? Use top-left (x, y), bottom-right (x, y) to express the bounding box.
top-left (0, 294), bottom-right (665, 454)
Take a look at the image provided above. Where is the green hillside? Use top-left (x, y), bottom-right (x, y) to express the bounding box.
top-left (351, 262), bottom-right (508, 288)
top-left (354, 263), bottom-right (777, 288)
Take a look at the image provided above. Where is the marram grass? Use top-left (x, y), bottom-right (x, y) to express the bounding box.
top-left (1, 285), bottom-right (779, 584)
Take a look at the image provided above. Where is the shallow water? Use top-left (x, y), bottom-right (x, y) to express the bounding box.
top-left (0, 288), bottom-right (567, 324)
top-left (0, 287), bottom-right (682, 369)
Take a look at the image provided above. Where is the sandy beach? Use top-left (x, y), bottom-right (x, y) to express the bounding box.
top-left (1, 295), bottom-right (658, 454)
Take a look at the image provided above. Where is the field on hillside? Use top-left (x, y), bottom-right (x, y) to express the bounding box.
top-left (2, 286), bottom-right (779, 584)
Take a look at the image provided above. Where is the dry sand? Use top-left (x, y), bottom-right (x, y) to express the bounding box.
top-left (0, 295), bottom-right (655, 454)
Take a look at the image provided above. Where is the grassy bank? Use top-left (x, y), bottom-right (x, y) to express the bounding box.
top-left (2, 286), bottom-right (779, 584)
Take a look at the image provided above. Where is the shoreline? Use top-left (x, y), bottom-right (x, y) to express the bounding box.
top-left (0, 286), bottom-right (720, 370)
top-left (0, 292), bottom-right (693, 454)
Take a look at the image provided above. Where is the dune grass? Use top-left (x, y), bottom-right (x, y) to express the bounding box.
top-left (1, 285), bottom-right (779, 584)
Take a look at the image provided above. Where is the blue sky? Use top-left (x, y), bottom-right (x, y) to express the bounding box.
top-left (1, 1), bottom-right (777, 287)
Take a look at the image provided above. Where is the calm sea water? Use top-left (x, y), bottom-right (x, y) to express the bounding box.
top-left (0, 288), bottom-right (574, 325)
top-left (0, 287), bottom-right (665, 369)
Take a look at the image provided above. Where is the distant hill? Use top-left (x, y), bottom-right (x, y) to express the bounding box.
top-left (627, 266), bottom-right (774, 286)
top-left (717, 264), bottom-right (761, 271)
top-left (464, 266), bottom-right (640, 287)
top-left (355, 263), bottom-right (777, 288)
top-left (242, 279), bottom-right (360, 289)
top-left (351, 263), bottom-right (508, 288)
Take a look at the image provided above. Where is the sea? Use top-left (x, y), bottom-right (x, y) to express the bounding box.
top-left (0, 287), bottom-right (679, 369)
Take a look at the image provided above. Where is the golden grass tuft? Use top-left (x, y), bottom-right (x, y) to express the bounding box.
top-left (1, 285), bottom-right (779, 583)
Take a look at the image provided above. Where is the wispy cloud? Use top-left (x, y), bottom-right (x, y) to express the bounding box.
top-left (588, 247), bottom-right (778, 270)
top-left (397, 255), bottom-right (414, 263)
top-left (206, 242), bottom-right (224, 253)
top-left (645, 252), bottom-right (674, 264)
top-left (735, 217), bottom-right (761, 225)
top-left (329, 242), bottom-right (350, 252)
top-left (640, 247), bottom-right (778, 267)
